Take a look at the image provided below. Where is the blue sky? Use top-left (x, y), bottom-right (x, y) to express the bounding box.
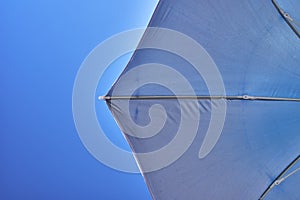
top-left (0, 1), bottom-right (158, 199)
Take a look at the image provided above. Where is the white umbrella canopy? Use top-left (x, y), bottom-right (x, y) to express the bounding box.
top-left (106, 0), bottom-right (300, 199)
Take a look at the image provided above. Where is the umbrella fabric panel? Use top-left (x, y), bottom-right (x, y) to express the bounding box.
top-left (108, 0), bottom-right (300, 98)
top-left (108, 99), bottom-right (300, 200)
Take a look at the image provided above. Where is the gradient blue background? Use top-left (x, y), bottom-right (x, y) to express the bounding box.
top-left (0, 1), bottom-right (158, 199)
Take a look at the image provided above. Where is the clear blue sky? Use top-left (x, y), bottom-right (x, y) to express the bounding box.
top-left (0, 1), bottom-right (158, 199)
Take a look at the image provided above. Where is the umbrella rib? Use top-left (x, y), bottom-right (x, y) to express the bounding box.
top-left (99, 95), bottom-right (300, 102)
top-left (272, 0), bottom-right (300, 38)
top-left (259, 155), bottom-right (300, 200)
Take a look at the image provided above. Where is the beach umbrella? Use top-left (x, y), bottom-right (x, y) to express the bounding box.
top-left (104, 0), bottom-right (300, 199)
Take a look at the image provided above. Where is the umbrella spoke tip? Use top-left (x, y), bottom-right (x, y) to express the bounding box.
top-left (98, 96), bottom-right (110, 100)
